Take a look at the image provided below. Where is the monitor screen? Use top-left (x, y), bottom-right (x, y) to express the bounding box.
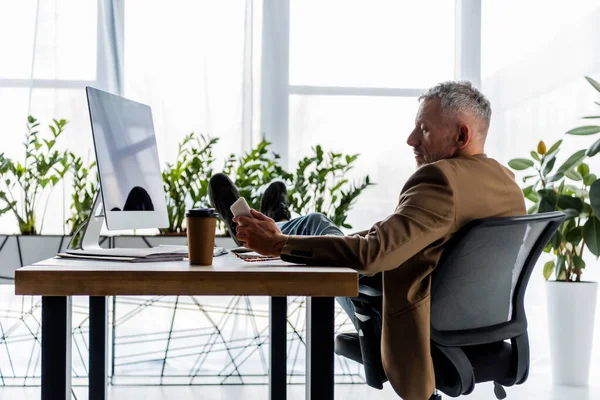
top-left (86, 87), bottom-right (169, 230)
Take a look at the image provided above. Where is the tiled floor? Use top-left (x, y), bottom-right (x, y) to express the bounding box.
top-left (1, 374), bottom-right (598, 400)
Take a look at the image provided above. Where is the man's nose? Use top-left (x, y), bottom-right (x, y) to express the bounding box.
top-left (407, 130), bottom-right (419, 147)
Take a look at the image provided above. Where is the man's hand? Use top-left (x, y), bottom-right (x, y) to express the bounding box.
top-left (233, 209), bottom-right (289, 256)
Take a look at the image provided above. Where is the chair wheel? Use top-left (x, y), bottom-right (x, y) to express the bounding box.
top-left (428, 393), bottom-right (442, 400)
top-left (494, 382), bottom-right (507, 399)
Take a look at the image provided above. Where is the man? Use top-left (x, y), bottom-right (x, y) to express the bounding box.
top-left (209, 81), bottom-right (526, 400)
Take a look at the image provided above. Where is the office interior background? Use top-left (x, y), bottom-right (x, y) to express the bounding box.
top-left (1, 0), bottom-right (600, 399)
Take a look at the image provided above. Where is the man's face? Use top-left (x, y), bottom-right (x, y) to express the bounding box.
top-left (406, 99), bottom-right (459, 167)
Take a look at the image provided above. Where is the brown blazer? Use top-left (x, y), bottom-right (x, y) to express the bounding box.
top-left (280, 154), bottom-right (526, 400)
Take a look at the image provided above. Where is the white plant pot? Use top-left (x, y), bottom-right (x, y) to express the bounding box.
top-left (546, 281), bottom-right (598, 386)
top-left (0, 234), bottom-right (237, 282)
top-left (0, 235), bottom-right (71, 280)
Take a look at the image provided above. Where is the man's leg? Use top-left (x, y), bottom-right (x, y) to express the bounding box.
top-left (208, 174), bottom-right (381, 331)
top-left (277, 212), bottom-right (344, 236)
top-left (276, 213), bottom-right (382, 332)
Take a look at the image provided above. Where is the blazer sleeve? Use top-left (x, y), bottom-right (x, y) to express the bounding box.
top-left (280, 163), bottom-right (456, 275)
top-left (349, 229), bottom-right (369, 237)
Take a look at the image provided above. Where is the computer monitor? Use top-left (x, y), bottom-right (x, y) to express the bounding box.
top-left (86, 87), bottom-right (169, 231)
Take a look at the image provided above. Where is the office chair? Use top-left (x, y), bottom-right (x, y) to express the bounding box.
top-left (334, 212), bottom-right (565, 399)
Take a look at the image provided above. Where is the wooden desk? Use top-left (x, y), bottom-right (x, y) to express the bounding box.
top-left (15, 254), bottom-right (358, 400)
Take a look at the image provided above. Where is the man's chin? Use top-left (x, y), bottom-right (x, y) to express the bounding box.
top-left (415, 156), bottom-right (426, 167)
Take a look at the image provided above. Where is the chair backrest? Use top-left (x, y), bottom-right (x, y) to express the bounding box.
top-left (430, 212), bottom-right (565, 347)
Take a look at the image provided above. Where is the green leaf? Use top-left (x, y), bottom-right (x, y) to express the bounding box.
top-left (583, 217), bottom-right (600, 256)
top-left (584, 174), bottom-right (597, 186)
top-left (546, 172), bottom-right (564, 183)
top-left (546, 140), bottom-right (562, 156)
top-left (565, 169), bottom-right (583, 181)
top-left (530, 151), bottom-right (540, 161)
top-left (538, 189), bottom-right (558, 213)
top-left (550, 230), bottom-right (562, 249)
top-left (556, 255), bottom-right (566, 280)
top-left (566, 126), bottom-right (600, 135)
top-left (565, 226), bottom-right (583, 244)
top-left (542, 156), bottom-right (556, 176)
top-left (556, 150), bottom-right (587, 174)
top-left (543, 242), bottom-right (552, 253)
top-left (543, 261), bottom-right (555, 280)
top-left (573, 255), bottom-right (586, 270)
top-left (586, 137), bottom-right (600, 157)
top-left (522, 175), bottom-right (537, 183)
top-left (508, 158), bottom-right (534, 170)
top-left (589, 179), bottom-right (600, 217)
top-left (523, 185), bottom-right (539, 202)
top-left (558, 180), bottom-right (565, 195)
top-left (585, 76), bottom-right (600, 93)
top-left (578, 163), bottom-right (590, 177)
top-left (558, 194), bottom-right (584, 212)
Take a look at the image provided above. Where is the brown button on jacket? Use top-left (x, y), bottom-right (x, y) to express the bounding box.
top-left (280, 154), bottom-right (526, 400)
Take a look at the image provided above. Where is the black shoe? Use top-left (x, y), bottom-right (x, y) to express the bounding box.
top-left (208, 173), bottom-right (243, 246)
top-left (260, 181), bottom-right (291, 222)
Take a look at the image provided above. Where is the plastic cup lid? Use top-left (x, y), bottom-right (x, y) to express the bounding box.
top-left (186, 208), bottom-right (219, 218)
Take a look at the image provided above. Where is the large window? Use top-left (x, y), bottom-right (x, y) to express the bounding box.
top-left (287, 0), bottom-right (455, 230)
top-left (1, 0), bottom-right (456, 233)
top-left (0, 0), bottom-right (100, 234)
top-left (290, 0), bottom-right (454, 88)
top-left (123, 0), bottom-right (261, 167)
top-left (0, 0), bottom-right (261, 234)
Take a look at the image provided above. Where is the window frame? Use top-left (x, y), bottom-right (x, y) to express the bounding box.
top-left (0, 0), bottom-right (124, 104)
top-left (260, 0), bottom-right (482, 167)
top-left (0, 0), bottom-right (482, 167)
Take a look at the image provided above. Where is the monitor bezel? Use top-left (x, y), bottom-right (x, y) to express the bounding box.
top-left (85, 86), bottom-right (169, 231)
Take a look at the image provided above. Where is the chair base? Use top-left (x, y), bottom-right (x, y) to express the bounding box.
top-left (429, 393), bottom-right (442, 400)
top-left (494, 382), bottom-right (507, 399)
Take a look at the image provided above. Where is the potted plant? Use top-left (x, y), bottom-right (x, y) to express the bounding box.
top-left (0, 116), bottom-right (71, 277)
top-left (508, 75), bottom-right (600, 386)
top-left (109, 132), bottom-right (235, 249)
top-left (288, 145), bottom-right (373, 229)
top-left (161, 132), bottom-right (219, 235)
top-left (65, 153), bottom-right (98, 248)
top-left (222, 140), bottom-right (374, 230)
top-left (222, 138), bottom-right (292, 211)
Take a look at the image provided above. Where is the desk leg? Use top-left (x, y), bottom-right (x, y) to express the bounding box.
top-left (89, 296), bottom-right (108, 400)
top-left (306, 297), bottom-right (334, 400)
top-left (41, 296), bottom-right (72, 400)
top-left (270, 296), bottom-right (287, 400)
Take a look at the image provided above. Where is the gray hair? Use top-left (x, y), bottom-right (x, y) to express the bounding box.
top-left (419, 81), bottom-right (492, 129)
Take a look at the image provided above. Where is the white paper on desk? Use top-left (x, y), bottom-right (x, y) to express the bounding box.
top-left (157, 245), bottom-right (228, 257)
top-left (213, 247), bottom-right (228, 257)
top-left (56, 253), bottom-right (184, 263)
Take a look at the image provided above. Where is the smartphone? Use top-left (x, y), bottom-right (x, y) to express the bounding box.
top-left (230, 197), bottom-right (252, 218)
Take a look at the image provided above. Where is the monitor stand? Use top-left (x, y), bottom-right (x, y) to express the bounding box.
top-left (66, 190), bottom-right (188, 258)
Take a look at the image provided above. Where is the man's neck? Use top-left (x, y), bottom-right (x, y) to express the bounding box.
top-left (456, 147), bottom-right (485, 158)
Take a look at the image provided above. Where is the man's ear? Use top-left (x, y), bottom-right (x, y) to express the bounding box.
top-left (457, 124), bottom-right (471, 149)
